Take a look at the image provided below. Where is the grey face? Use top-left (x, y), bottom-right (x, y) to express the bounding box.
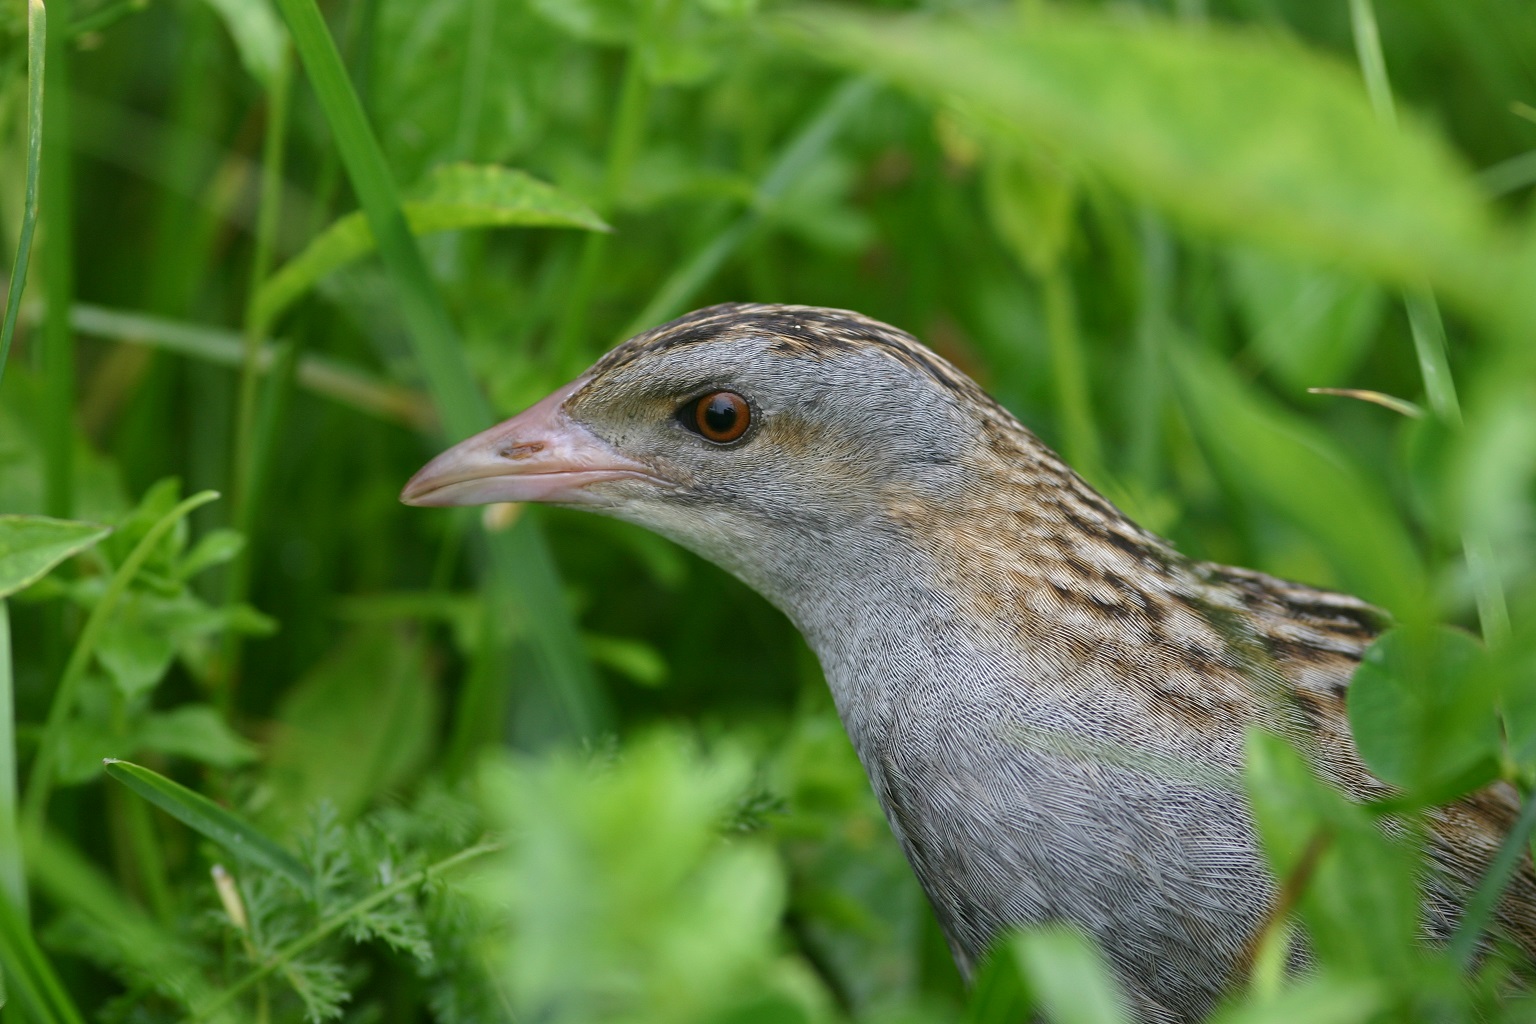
top-left (565, 335), bottom-right (978, 587)
top-left (401, 323), bottom-right (977, 609)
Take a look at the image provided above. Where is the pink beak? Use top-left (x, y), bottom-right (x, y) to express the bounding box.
top-left (400, 378), bottom-right (670, 508)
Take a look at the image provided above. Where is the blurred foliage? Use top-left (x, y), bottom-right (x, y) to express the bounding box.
top-left (0, 0), bottom-right (1533, 1020)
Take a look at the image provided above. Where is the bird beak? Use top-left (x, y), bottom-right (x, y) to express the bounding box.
top-left (400, 377), bottom-right (667, 508)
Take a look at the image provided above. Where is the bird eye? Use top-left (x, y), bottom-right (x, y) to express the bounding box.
top-left (684, 391), bottom-right (751, 444)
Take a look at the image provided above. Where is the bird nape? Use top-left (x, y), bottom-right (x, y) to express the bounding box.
top-left (401, 302), bottom-right (1535, 1022)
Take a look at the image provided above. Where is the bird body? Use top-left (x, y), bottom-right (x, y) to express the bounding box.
top-left (403, 304), bottom-right (1534, 1020)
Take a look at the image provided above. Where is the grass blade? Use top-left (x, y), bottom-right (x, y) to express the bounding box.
top-left (1347, 0), bottom-right (1509, 645)
top-left (0, 882), bottom-right (87, 1024)
top-left (26, 828), bottom-right (232, 1016)
top-left (68, 304), bottom-right (433, 429)
top-left (0, 0), bottom-right (46, 390)
top-left (273, 0), bottom-right (604, 739)
top-left (103, 759), bottom-right (310, 887)
top-left (0, 600), bottom-right (18, 915)
top-left (1448, 784), bottom-right (1536, 967)
top-left (40, 0), bottom-right (73, 517)
top-left (781, 7), bottom-right (1506, 323)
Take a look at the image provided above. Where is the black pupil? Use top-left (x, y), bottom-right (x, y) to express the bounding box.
top-left (702, 395), bottom-right (739, 435)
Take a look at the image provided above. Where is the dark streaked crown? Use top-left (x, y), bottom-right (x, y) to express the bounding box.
top-left (591, 303), bottom-right (1005, 416)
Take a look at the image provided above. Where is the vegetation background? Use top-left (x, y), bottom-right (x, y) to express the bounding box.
top-left (1, 0), bottom-right (1535, 1020)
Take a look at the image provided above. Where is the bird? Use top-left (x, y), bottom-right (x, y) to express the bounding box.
top-left (401, 303), bottom-right (1535, 1021)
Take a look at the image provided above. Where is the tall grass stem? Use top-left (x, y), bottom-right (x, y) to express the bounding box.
top-left (40, 0), bottom-right (73, 517)
top-left (0, 0), bottom-right (46, 392)
top-left (273, 0), bottom-right (602, 739)
top-left (1349, 0), bottom-right (1507, 646)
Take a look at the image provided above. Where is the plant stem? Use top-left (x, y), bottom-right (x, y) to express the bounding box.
top-left (222, 47), bottom-right (294, 709)
top-left (1449, 785), bottom-right (1536, 966)
top-left (0, 600), bottom-right (21, 917)
top-left (22, 491), bottom-right (221, 831)
top-left (182, 841), bottom-right (501, 1023)
top-left (0, 0), bottom-right (46, 392)
top-left (1347, 0), bottom-right (1506, 645)
top-left (40, 0), bottom-right (74, 518)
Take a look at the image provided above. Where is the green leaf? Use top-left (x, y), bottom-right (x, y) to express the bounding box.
top-left (1347, 626), bottom-right (1499, 799)
top-left (782, 7), bottom-right (1508, 318)
top-left (0, 514), bottom-right (110, 599)
top-left (1170, 343), bottom-right (1424, 609)
top-left (266, 628), bottom-right (439, 824)
top-left (103, 477), bottom-right (187, 577)
top-left (253, 164), bottom-right (608, 331)
top-left (176, 528), bottom-right (246, 581)
top-left (479, 732), bottom-right (803, 1022)
top-left (585, 633), bottom-right (668, 688)
top-left (1007, 927), bottom-right (1130, 1024)
top-left (1208, 974), bottom-right (1383, 1024)
top-left (1244, 731), bottom-right (1420, 980)
top-left (196, 0), bottom-right (287, 89)
top-left (104, 759), bottom-right (311, 887)
top-left (95, 593), bottom-right (178, 698)
top-left (138, 705), bottom-right (260, 768)
top-left (965, 940), bottom-right (1034, 1024)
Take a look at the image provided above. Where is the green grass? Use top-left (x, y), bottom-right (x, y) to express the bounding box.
top-left (0, 0), bottom-right (1534, 1020)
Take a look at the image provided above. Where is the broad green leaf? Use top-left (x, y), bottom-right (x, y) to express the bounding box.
top-left (1209, 974), bottom-right (1382, 1024)
top-left (585, 633), bottom-right (668, 688)
top-left (1170, 343), bottom-right (1424, 609)
top-left (93, 589), bottom-right (273, 698)
top-left (479, 732), bottom-right (802, 1022)
top-left (1244, 731), bottom-right (1420, 980)
top-left (1347, 626), bottom-right (1499, 800)
top-left (783, 7), bottom-right (1508, 318)
top-left (104, 759), bottom-right (310, 886)
top-left (965, 940), bottom-right (1034, 1024)
top-left (266, 628), bottom-right (439, 824)
top-left (176, 528), bottom-right (246, 581)
top-left (197, 0), bottom-right (287, 89)
top-left (0, 515), bottom-right (110, 599)
top-left (95, 593), bottom-right (177, 698)
top-left (1009, 927), bottom-right (1130, 1024)
top-left (138, 705), bottom-right (260, 768)
top-left (254, 164), bottom-right (608, 331)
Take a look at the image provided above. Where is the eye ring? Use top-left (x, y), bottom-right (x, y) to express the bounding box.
top-left (683, 391), bottom-right (751, 444)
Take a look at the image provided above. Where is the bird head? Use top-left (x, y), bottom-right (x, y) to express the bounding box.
top-left (400, 304), bottom-right (1000, 609)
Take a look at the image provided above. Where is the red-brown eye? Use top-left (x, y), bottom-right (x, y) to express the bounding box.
top-left (687, 391), bottom-right (751, 443)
